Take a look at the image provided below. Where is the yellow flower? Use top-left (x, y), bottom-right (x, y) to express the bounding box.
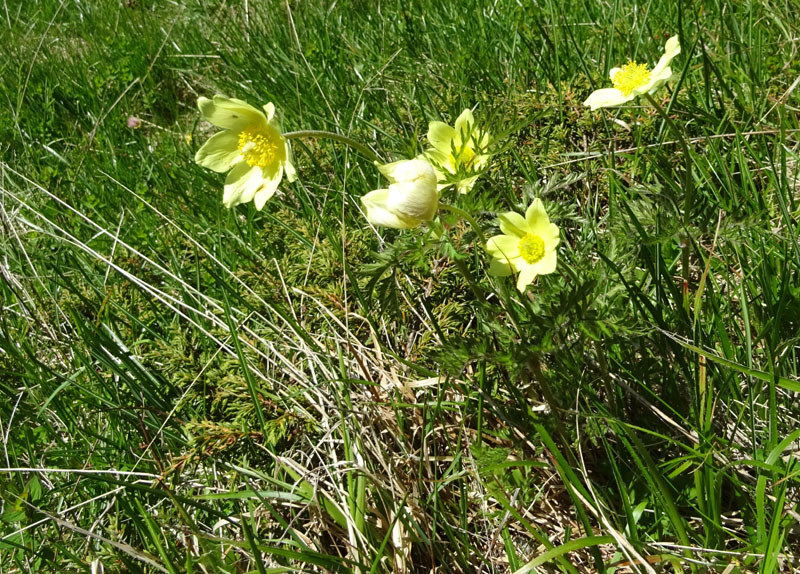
top-left (361, 159), bottom-right (439, 229)
top-left (423, 109), bottom-right (491, 194)
top-left (486, 199), bottom-right (559, 292)
top-left (584, 36), bottom-right (681, 110)
top-left (194, 95), bottom-right (297, 210)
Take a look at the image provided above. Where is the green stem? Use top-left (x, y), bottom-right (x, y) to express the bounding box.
top-left (643, 92), bottom-right (693, 315)
top-left (283, 130), bottom-right (381, 163)
top-left (438, 203), bottom-right (487, 244)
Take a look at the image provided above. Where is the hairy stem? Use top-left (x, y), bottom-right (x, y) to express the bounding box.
top-left (284, 130), bottom-right (381, 163)
top-left (438, 203), bottom-right (487, 244)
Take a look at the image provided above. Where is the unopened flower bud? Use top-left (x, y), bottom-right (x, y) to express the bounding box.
top-left (361, 159), bottom-right (439, 229)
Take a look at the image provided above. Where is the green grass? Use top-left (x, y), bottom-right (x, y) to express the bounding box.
top-left (2, 0), bottom-right (800, 572)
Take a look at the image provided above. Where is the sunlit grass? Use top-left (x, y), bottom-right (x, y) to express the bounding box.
top-left (2, 1), bottom-right (800, 572)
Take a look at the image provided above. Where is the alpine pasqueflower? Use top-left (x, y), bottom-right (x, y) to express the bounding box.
top-left (194, 95), bottom-right (297, 210)
top-left (361, 159), bottom-right (439, 229)
top-left (486, 199), bottom-right (559, 292)
top-left (423, 109), bottom-right (491, 194)
top-left (583, 36), bottom-right (681, 110)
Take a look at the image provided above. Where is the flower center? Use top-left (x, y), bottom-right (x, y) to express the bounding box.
top-left (518, 233), bottom-right (545, 264)
top-left (449, 145), bottom-right (476, 172)
top-left (238, 126), bottom-right (280, 168)
top-left (612, 61), bottom-right (652, 96)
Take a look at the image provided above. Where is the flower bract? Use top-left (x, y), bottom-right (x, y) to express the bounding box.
top-left (194, 95), bottom-right (297, 210)
top-left (583, 35), bottom-right (681, 110)
top-left (423, 109), bottom-right (491, 194)
top-left (361, 159), bottom-right (439, 229)
top-left (486, 199), bottom-right (560, 292)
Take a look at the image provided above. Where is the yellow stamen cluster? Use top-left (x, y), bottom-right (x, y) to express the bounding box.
top-left (238, 126), bottom-right (280, 168)
top-left (449, 145), bottom-right (476, 172)
top-left (518, 233), bottom-right (545, 264)
top-left (612, 61), bottom-right (651, 96)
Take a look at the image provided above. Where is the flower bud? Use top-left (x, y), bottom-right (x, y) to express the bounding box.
top-left (361, 159), bottom-right (439, 229)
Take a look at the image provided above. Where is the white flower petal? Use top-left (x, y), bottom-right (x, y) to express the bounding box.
top-left (194, 130), bottom-right (241, 173)
top-left (498, 212), bottom-right (528, 237)
top-left (423, 149), bottom-right (454, 178)
top-left (386, 181), bottom-right (438, 221)
top-left (253, 165), bottom-right (283, 210)
top-left (636, 70), bottom-right (674, 97)
top-left (283, 142), bottom-right (297, 182)
top-left (453, 109), bottom-right (475, 146)
top-left (525, 199), bottom-right (550, 228)
top-left (486, 234), bottom-right (520, 261)
top-left (516, 266), bottom-right (538, 292)
top-left (652, 35), bottom-right (681, 78)
top-left (427, 122), bottom-right (457, 155)
top-left (361, 189), bottom-right (416, 229)
top-left (223, 163), bottom-right (263, 208)
top-left (583, 88), bottom-right (634, 110)
top-left (488, 257), bottom-right (513, 277)
top-left (543, 223), bottom-right (560, 250)
top-left (455, 175), bottom-right (479, 194)
top-left (198, 95), bottom-right (266, 131)
top-left (377, 159), bottom-right (436, 186)
top-left (531, 249), bottom-right (558, 275)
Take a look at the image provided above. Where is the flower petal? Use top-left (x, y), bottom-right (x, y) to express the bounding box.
top-left (198, 95), bottom-right (266, 131)
top-left (498, 212), bottom-right (528, 237)
top-left (453, 109), bottom-right (475, 145)
top-left (386, 181), bottom-right (438, 220)
top-left (472, 153), bottom-right (489, 171)
top-left (455, 175), bottom-right (479, 194)
top-left (421, 149), bottom-right (454, 189)
top-left (284, 142), bottom-right (297, 182)
top-left (253, 164), bottom-right (283, 210)
top-left (488, 256), bottom-right (513, 277)
top-left (376, 160), bottom-right (409, 183)
top-left (531, 249), bottom-right (558, 275)
top-left (223, 163), bottom-right (264, 208)
top-left (526, 201), bottom-right (559, 246)
top-left (639, 71), bottom-right (672, 96)
top-left (651, 35), bottom-right (681, 78)
top-left (361, 189), bottom-right (416, 229)
top-left (263, 102), bottom-right (276, 122)
top-left (427, 121), bottom-right (456, 154)
top-left (542, 223), bottom-right (560, 250)
top-left (195, 130), bottom-right (242, 173)
top-left (516, 265), bottom-right (538, 292)
top-left (609, 67), bottom-right (622, 81)
top-left (486, 234), bottom-right (520, 261)
top-left (475, 131), bottom-right (491, 150)
top-left (267, 117), bottom-right (285, 141)
top-left (583, 88), bottom-right (633, 110)
top-left (423, 149), bottom-right (454, 176)
top-left (377, 159), bottom-right (436, 186)
top-left (525, 199), bottom-right (550, 228)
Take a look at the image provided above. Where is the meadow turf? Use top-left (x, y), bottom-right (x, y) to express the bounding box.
top-left (2, 0), bottom-right (800, 572)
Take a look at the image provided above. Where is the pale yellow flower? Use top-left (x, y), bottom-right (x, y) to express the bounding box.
top-left (424, 109), bottom-right (491, 194)
top-left (584, 36), bottom-right (681, 110)
top-left (194, 95), bottom-right (297, 209)
top-left (361, 159), bottom-right (438, 229)
top-left (486, 199), bottom-right (559, 292)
